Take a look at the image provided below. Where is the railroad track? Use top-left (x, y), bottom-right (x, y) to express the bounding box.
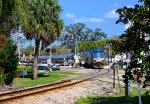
top-left (0, 69), bottom-right (111, 102)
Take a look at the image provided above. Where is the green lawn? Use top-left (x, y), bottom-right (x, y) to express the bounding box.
top-left (13, 71), bottom-right (81, 88)
top-left (75, 87), bottom-right (150, 104)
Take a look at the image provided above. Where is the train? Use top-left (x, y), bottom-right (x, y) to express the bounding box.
top-left (79, 48), bottom-right (105, 68)
top-left (21, 48), bottom-right (105, 68)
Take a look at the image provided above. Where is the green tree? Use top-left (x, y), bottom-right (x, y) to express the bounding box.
top-left (65, 23), bottom-right (86, 41)
top-left (20, 45), bottom-right (34, 55)
top-left (116, 0), bottom-right (150, 87)
top-left (84, 28), bottom-right (94, 41)
top-left (15, 0), bottom-right (63, 79)
top-left (94, 28), bottom-right (107, 41)
top-left (0, 39), bottom-right (18, 85)
top-left (62, 23), bottom-right (86, 52)
top-left (108, 35), bottom-right (125, 55)
top-left (0, 0), bottom-right (16, 36)
top-left (78, 40), bottom-right (107, 52)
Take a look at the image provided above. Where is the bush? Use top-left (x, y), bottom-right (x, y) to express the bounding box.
top-left (17, 66), bottom-right (32, 72)
top-left (0, 39), bottom-right (18, 85)
top-left (0, 68), bottom-right (5, 84)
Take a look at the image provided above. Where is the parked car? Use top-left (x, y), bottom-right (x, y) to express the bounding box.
top-left (47, 64), bottom-right (60, 71)
top-left (64, 62), bottom-right (69, 66)
top-left (37, 66), bottom-right (47, 70)
top-left (38, 61), bottom-right (48, 67)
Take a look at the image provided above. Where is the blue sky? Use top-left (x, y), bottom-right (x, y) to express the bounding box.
top-left (59, 0), bottom-right (139, 37)
top-left (20, 0), bottom-right (140, 48)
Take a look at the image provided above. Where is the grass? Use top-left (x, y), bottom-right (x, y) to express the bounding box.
top-left (75, 87), bottom-right (150, 104)
top-left (13, 71), bottom-right (81, 88)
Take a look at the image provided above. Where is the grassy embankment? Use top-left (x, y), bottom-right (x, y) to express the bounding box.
top-left (13, 71), bottom-right (81, 88)
top-left (75, 87), bottom-right (150, 104)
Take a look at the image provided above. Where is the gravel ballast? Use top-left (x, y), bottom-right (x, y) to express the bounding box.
top-left (2, 76), bottom-right (113, 104)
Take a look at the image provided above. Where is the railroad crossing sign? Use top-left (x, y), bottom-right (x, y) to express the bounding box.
top-left (52, 48), bottom-right (56, 53)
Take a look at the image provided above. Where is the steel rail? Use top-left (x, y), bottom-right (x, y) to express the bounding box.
top-left (0, 69), bottom-right (111, 102)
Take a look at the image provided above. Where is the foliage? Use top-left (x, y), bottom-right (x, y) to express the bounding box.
top-left (20, 45), bottom-right (34, 55)
top-left (116, 0), bottom-right (150, 87)
top-left (0, 34), bottom-right (6, 48)
top-left (17, 66), bottom-right (32, 72)
top-left (78, 40), bottom-right (107, 52)
top-left (108, 36), bottom-right (125, 55)
top-left (94, 28), bottom-right (107, 41)
top-left (0, 67), bottom-right (5, 84)
top-left (14, 0), bottom-right (63, 79)
top-left (0, 39), bottom-right (18, 85)
top-left (60, 23), bottom-right (107, 52)
top-left (0, 0), bottom-right (16, 36)
top-left (15, 0), bottom-right (63, 48)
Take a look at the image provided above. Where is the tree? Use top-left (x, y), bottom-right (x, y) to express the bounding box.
top-left (108, 36), bottom-right (125, 55)
top-left (78, 40), bottom-right (107, 52)
top-left (84, 28), bottom-right (94, 41)
top-left (61, 23), bottom-right (86, 52)
top-left (15, 0), bottom-right (63, 79)
top-left (116, 0), bottom-right (150, 87)
top-left (94, 28), bottom-right (107, 41)
top-left (20, 45), bottom-right (34, 55)
top-left (0, 0), bottom-right (19, 85)
top-left (65, 23), bottom-right (86, 41)
top-left (0, 0), bottom-right (16, 36)
top-left (0, 39), bottom-right (18, 85)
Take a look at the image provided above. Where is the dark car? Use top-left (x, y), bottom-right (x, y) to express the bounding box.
top-left (49, 64), bottom-right (60, 71)
top-left (37, 66), bottom-right (47, 70)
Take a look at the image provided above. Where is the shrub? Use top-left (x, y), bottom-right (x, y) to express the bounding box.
top-left (17, 66), bottom-right (32, 72)
top-left (0, 39), bottom-right (18, 85)
top-left (0, 68), bottom-right (5, 84)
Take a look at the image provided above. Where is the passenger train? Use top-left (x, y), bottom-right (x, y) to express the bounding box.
top-left (23, 48), bottom-right (105, 68)
top-left (79, 48), bottom-right (105, 68)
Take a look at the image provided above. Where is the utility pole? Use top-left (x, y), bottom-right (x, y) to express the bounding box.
top-left (74, 35), bottom-right (77, 66)
top-left (49, 48), bottom-right (52, 65)
top-left (17, 33), bottom-right (21, 61)
top-left (108, 44), bottom-right (110, 65)
top-left (17, 26), bottom-right (22, 61)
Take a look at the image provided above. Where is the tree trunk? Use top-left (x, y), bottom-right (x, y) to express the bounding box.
top-left (33, 39), bottom-right (40, 80)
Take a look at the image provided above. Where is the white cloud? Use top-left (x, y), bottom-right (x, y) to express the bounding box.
top-left (73, 17), bottom-right (88, 23)
top-left (66, 13), bottom-right (75, 19)
top-left (127, 5), bottom-right (134, 8)
top-left (73, 17), bottom-right (104, 23)
top-left (89, 18), bottom-right (104, 23)
top-left (104, 9), bottom-right (119, 18)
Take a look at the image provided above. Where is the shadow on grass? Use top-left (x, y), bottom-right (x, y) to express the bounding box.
top-left (19, 72), bottom-right (50, 79)
top-left (89, 94), bottom-right (150, 104)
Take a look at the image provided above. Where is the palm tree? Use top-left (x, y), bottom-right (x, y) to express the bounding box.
top-left (15, 0), bottom-right (63, 79)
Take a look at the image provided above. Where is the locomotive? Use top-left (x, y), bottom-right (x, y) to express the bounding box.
top-left (79, 48), bottom-right (105, 68)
